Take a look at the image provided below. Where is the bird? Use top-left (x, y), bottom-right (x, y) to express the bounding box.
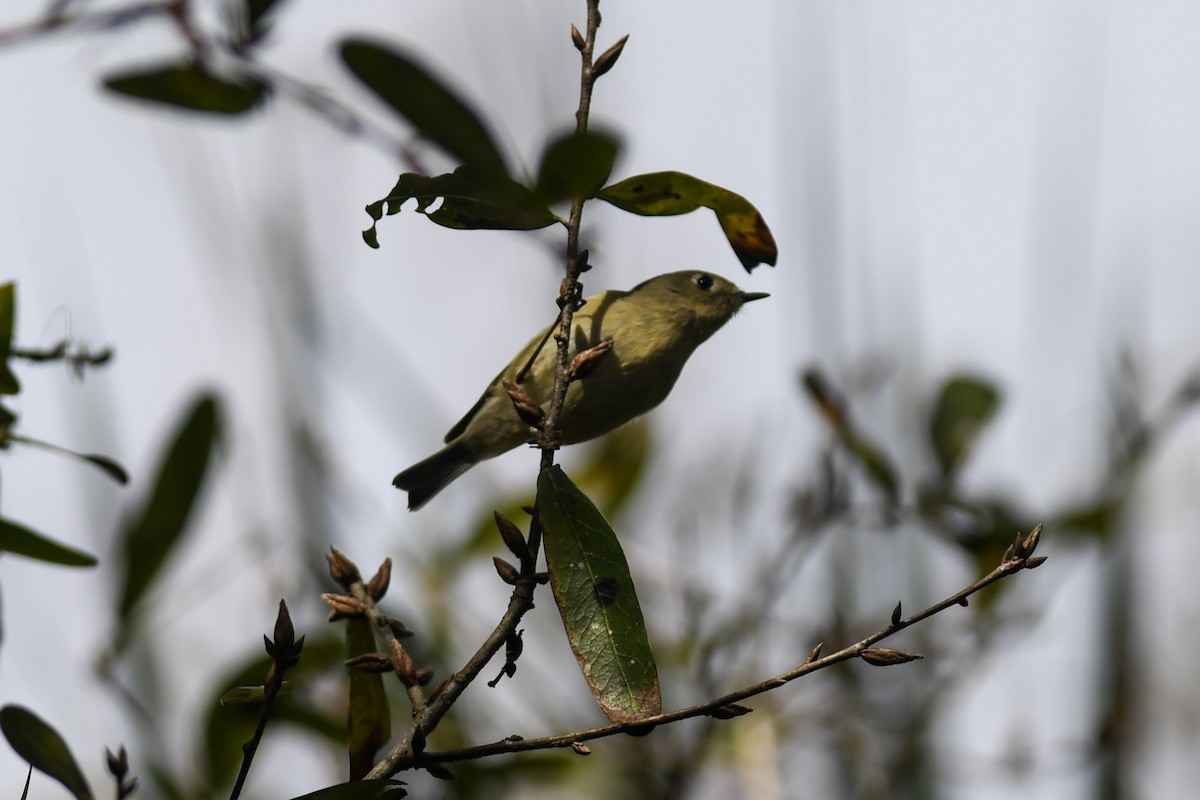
top-left (393, 270), bottom-right (769, 510)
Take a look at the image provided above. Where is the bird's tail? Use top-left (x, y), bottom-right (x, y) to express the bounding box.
top-left (393, 441), bottom-right (476, 511)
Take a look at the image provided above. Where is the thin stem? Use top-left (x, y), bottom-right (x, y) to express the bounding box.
top-left (391, 547), bottom-right (1044, 767)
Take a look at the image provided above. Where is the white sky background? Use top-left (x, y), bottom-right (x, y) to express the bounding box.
top-left (3, 0), bottom-right (1200, 797)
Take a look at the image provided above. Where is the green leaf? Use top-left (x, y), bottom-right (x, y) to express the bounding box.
top-left (0, 282), bottom-right (20, 395)
top-left (845, 434), bottom-right (900, 503)
top-left (535, 131), bottom-right (619, 205)
top-left (363, 168), bottom-right (557, 247)
top-left (346, 617), bottom-right (390, 779)
top-left (79, 453), bottom-right (129, 485)
top-left (537, 466), bottom-right (661, 723)
top-left (598, 171), bottom-right (778, 271)
top-left (0, 706), bottom-right (94, 800)
top-left (929, 376), bottom-right (1001, 477)
top-left (287, 780), bottom-right (407, 800)
top-left (117, 394), bottom-right (222, 620)
top-left (341, 38), bottom-right (508, 177)
top-left (0, 518), bottom-right (97, 567)
top-left (103, 63), bottom-right (266, 115)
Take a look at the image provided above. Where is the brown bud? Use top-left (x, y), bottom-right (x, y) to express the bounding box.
top-left (502, 379), bottom-right (546, 429)
top-left (345, 652), bottom-right (393, 673)
top-left (957, 597), bottom-right (970, 607)
top-left (805, 642), bottom-right (824, 663)
top-left (534, 571), bottom-right (550, 585)
top-left (709, 703), bottom-right (753, 719)
top-left (493, 556), bottom-right (521, 585)
top-left (367, 558), bottom-right (392, 601)
top-left (569, 339), bottom-right (614, 382)
top-left (105, 746), bottom-right (129, 778)
top-left (494, 511), bottom-right (531, 562)
top-left (592, 34), bottom-right (629, 78)
top-left (1023, 523), bottom-right (1043, 556)
top-left (1026, 555), bottom-right (1048, 569)
top-left (860, 647), bottom-right (925, 667)
top-left (391, 639), bottom-right (417, 686)
top-left (890, 601), bottom-right (903, 627)
top-left (571, 741), bottom-right (591, 755)
top-left (425, 762), bottom-right (456, 781)
top-left (386, 617), bottom-right (415, 638)
top-left (321, 593), bottom-right (365, 618)
top-left (571, 23), bottom-right (586, 51)
top-left (415, 665), bottom-right (435, 686)
top-left (326, 546), bottom-right (361, 587)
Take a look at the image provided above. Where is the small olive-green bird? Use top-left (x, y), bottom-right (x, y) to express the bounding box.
top-left (393, 270), bottom-right (769, 510)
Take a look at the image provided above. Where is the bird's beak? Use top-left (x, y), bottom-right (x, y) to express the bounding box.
top-left (740, 291), bottom-right (770, 303)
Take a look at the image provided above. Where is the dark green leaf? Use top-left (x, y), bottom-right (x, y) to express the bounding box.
top-left (363, 168), bottom-right (557, 247)
top-left (80, 453), bottom-right (129, 485)
top-left (346, 617), bottom-right (390, 779)
top-left (535, 131), bottom-right (619, 204)
top-left (246, 0), bottom-right (287, 29)
top-left (287, 780), bottom-right (407, 800)
top-left (117, 394), bottom-right (222, 619)
top-left (341, 38), bottom-right (508, 177)
top-left (538, 466), bottom-right (661, 723)
top-left (0, 282), bottom-right (19, 395)
top-left (598, 171), bottom-right (777, 271)
top-left (0, 706), bottom-right (94, 800)
top-left (929, 376), bottom-right (1001, 477)
top-left (0, 518), bottom-right (97, 567)
top-left (104, 63), bottom-right (266, 115)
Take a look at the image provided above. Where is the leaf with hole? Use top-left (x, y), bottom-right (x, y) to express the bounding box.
top-left (598, 171), bottom-right (777, 271)
top-left (538, 466), bottom-right (661, 723)
top-left (363, 168), bottom-right (557, 246)
top-left (0, 705), bottom-right (94, 800)
top-left (104, 63), bottom-right (266, 115)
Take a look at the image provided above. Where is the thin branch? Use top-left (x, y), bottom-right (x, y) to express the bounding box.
top-left (388, 528), bottom-right (1046, 767)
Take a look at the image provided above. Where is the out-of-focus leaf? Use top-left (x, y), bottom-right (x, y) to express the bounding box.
top-left (1053, 499), bottom-right (1121, 541)
top-left (538, 466), bottom-right (661, 723)
top-left (845, 434), bottom-right (900, 503)
top-left (0, 518), bottom-right (97, 567)
top-left (103, 63), bottom-right (266, 115)
top-left (570, 422), bottom-right (650, 519)
top-left (218, 686), bottom-right (267, 705)
top-left (0, 706), bottom-right (94, 800)
top-left (341, 38), bottom-right (508, 178)
top-left (929, 376), bottom-right (1001, 477)
top-left (245, 0), bottom-right (287, 29)
top-left (78, 453), bottom-right (129, 485)
top-left (598, 171), bottom-right (777, 271)
top-left (346, 617), bottom-right (390, 779)
top-left (0, 402), bottom-right (15, 432)
top-left (363, 168), bottom-right (556, 246)
top-left (287, 780), bottom-right (407, 800)
top-left (535, 131), bottom-right (619, 205)
top-left (116, 394), bottom-right (222, 620)
top-left (0, 282), bottom-right (20, 395)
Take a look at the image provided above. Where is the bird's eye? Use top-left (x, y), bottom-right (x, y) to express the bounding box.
top-left (694, 274), bottom-right (714, 291)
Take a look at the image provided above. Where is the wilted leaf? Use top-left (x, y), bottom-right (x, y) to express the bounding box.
top-left (346, 617), bottom-right (390, 779)
top-left (117, 394), bottom-right (222, 620)
top-left (104, 63), bottom-right (266, 115)
top-left (538, 466), bottom-right (661, 723)
top-left (929, 376), bottom-right (1001, 477)
top-left (0, 705), bottom-right (94, 800)
top-left (598, 172), bottom-right (777, 271)
top-left (341, 38), bottom-right (507, 177)
top-left (0, 282), bottom-right (19, 395)
top-left (535, 130), bottom-right (619, 205)
top-left (287, 780), bottom-right (408, 800)
top-left (363, 168), bottom-right (557, 246)
top-left (0, 518), bottom-right (97, 567)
